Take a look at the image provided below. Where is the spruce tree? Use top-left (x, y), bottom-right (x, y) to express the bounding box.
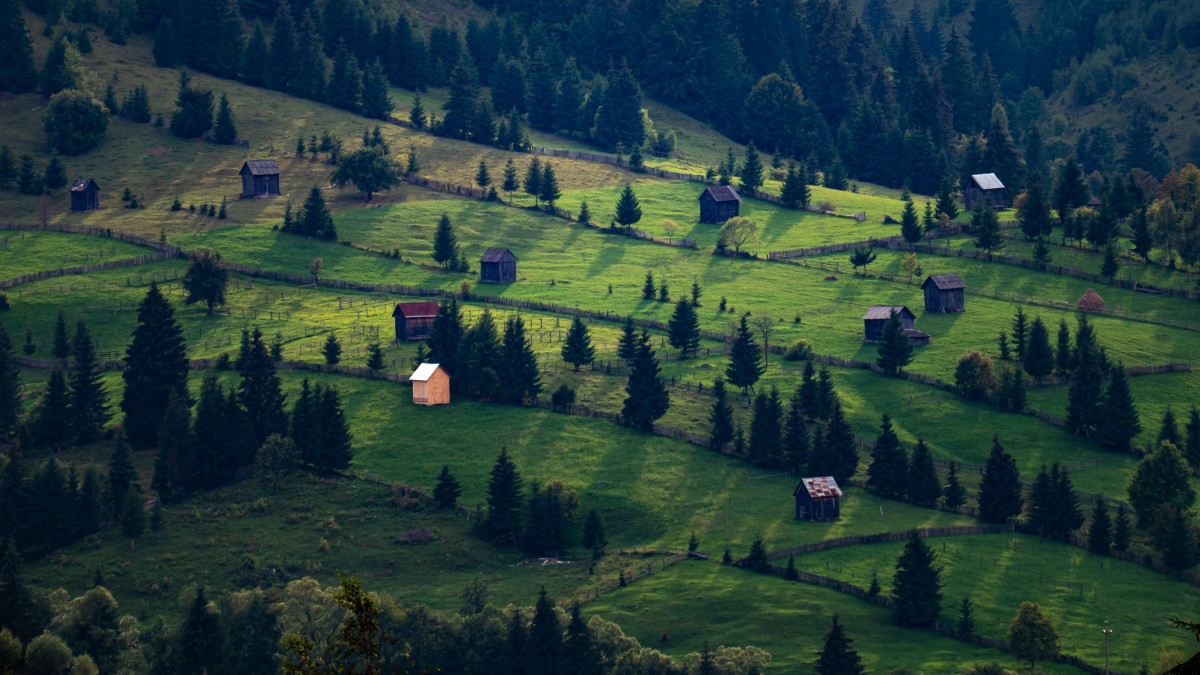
top-left (560, 317), bottom-right (595, 371)
top-left (562, 603), bottom-right (600, 675)
top-left (739, 141), bottom-right (764, 193)
top-left (238, 329), bottom-right (287, 450)
top-left (456, 310), bottom-right (502, 398)
top-left (0, 324), bottom-right (18, 441)
top-left (528, 588), bottom-right (561, 674)
top-left (581, 508), bottom-right (606, 559)
top-left (1131, 208), bottom-right (1153, 262)
top-left (641, 272), bottom-right (655, 301)
top-left (1088, 497), bottom-right (1112, 555)
top-left (1099, 366), bottom-right (1141, 452)
top-left (409, 95), bottom-right (426, 129)
top-left (622, 333), bottom-right (669, 431)
top-left (725, 316), bottom-right (764, 394)
top-left (935, 178), bottom-right (958, 220)
top-left (907, 439), bottom-right (941, 507)
top-left (1161, 508), bottom-right (1197, 572)
top-left (718, 147), bottom-right (737, 186)
top-left (178, 588), bottom-right (224, 673)
top-left (748, 388), bottom-right (783, 467)
top-left (430, 465), bottom-right (461, 510)
top-left (900, 200), bottom-right (922, 243)
top-left (484, 448), bottom-right (523, 542)
top-left (800, 361), bottom-right (820, 420)
top-left (1113, 504), bottom-right (1132, 552)
top-left (0, 145), bottom-right (14, 190)
top-left (1066, 316), bottom-right (1105, 437)
top-left (0, 0), bottom-right (37, 93)
top-left (617, 316), bottom-right (638, 361)
top-left (823, 401), bottom-right (859, 484)
top-left (499, 316), bottom-right (542, 405)
top-left (523, 157), bottom-right (541, 205)
top-left (432, 212), bottom-right (460, 268)
top-left (69, 322), bottom-right (109, 444)
top-left (365, 342), bottom-right (385, 371)
top-left (614, 184), bottom-right (642, 229)
top-left (213, 94), bottom-right (237, 145)
top-left (709, 377), bottom-right (734, 451)
top-left (501, 159), bottom-right (519, 201)
top-left (326, 41), bottom-right (362, 113)
top-left (1055, 319), bottom-right (1073, 375)
top-left (34, 370), bottom-right (72, 451)
top-left (943, 461), bottom-right (966, 510)
top-left (538, 163), bottom-right (561, 208)
top-left (360, 59), bottom-right (392, 120)
top-left (876, 310), bottom-right (914, 375)
top-left (978, 437), bottom-right (1022, 523)
top-left (321, 333), bottom-right (341, 365)
top-left (475, 160), bottom-right (490, 191)
top-left (592, 63), bottom-right (645, 149)
top-left (152, 390), bottom-right (192, 503)
top-left (426, 298), bottom-right (464, 377)
top-left (783, 388), bottom-right (810, 474)
top-left (121, 283), bottom-right (189, 448)
top-left (106, 438), bottom-right (135, 518)
top-left (815, 615), bottom-right (864, 675)
top-left (867, 414), bottom-right (908, 498)
top-left (1159, 407), bottom-right (1182, 447)
top-left (169, 71), bottom-right (214, 139)
top-left (780, 162), bottom-right (810, 209)
top-left (1021, 317), bottom-right (1053, 382)
top-left (16, 155), bottom-right (40, 195)
top-left (42, 157), bottom-right (66, 191)
top-left (40, 33), bottom-right (84, 95)
top-left (1186, 407), bottom-right (1200, 470)
top-left (297, 185), bottom-right (336, 239)
top-left (957, 597), bottom-right (976, 637)
top-left (667, 298), bottom-right (700, 359)
top-left (315, 384), bottom-right (352, 471)
top-left (1101, 244), bottom-right (1119, 278)
top-left (972, 201), bottom-right (1004, 252)
top-left (892, 531), bottom-right (942, 626)
top-left (1011, 308), bottom-right (1028, 361)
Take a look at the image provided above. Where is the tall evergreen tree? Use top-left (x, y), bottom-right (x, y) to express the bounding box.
top-left (152, 390), bottom-right (192, 503)
top-left (709, 377), bottom-right (734, 451)
top-left (1011, 308), bottom-right (1029, 361)
top-left (213, 94), bottom-right (238, 145)
top-left (748, 388), bottom-right (784, 467)
top-left (523, 157), bottom-right (541, 205)
top-left (1186, 407), bottom-right (1200, 470)
top-left (69, 322), bottom-right (109, 444)
top-left (1088, 497), bottom-right (1112, 555)
top-left (106, 437), bottom-right (135, 519)
top-left (238, 329), bottom-right (287, 449)
top-left (33, 370), bottom-right (72, 451)
top-left (876, 310), bottom-right (914, 375)
top-left (40, 33), bottom-right (84, 96)
top-left (0, 325), bottom-right (17, 441)
top-left (169, 71), bottom-right (214, 139)
top-left (972, 201), bottom-right (1004, 252)
top-left (501, 159), bottom-right (519, 201)
top-left (1113, 503), bottom-right (1132, 552)
top-left (178, 587), bottom-right (224, 674)
top-left (121, 283), bottom-right (189, 448)
top-left (780, 162), bottom-right (810, 209)
top-left (943, 461), bottom-right (966, 511)
top-left (456, 309), bottom-right (503, 398)
top-left (820, 401), bottom-right (859, 484)
top-left (613, 184), bottom-right (642, 228)
top-left (433, 465), bottom-right (461, 509)
top-left (1066, 316), bottom-right (1105, 437)
top-left (783, 387), bottom-right (810, 474)
top-left (739, 141), bottom-right (764, 193)
top-left (725, 316), bottom-right (763, 393)
top-left (360, 59), bottom-right (392, 120)
top-left (617, 316), bottom-right (638, 361)
top-left (499, 316), bottom-right (542, 405)
top-left (560, 317), bottom-right (595, 372)
top-left (525, 50), bottom-right (555, 131)
top-left (538, 163), bottom-right (561, 208)
top-left (527, 588), bottom-right (561, 674)
top-left (432, 213), bottom-right (460, 269)
top-left (314, 385), bottom-right (352, 471)
top-left (935, 178), bottom-right (958, 220)
top-left (814, 615), bottom-right (864, 675)
top-left (622, 333), bottom-right (669, 431)
top-left (868, 414), bottom-right (908, 498)
top-left (900, 200), bottom-right (922, 244)
top-left (800, 361), bottom-right (820, 420)
top-left (892, 531), bottom-right (942, 626)
top-left (242, 21), bottom-right (269, 87)
top-left (426, 298), bottom-right (464, 378)
top-left (1159, 407), bottom-right (1182, 447)
top-left (441, 55), bottom-right (480, 140)
top-left (978, 437), bottom-right (1022, 523)
top-left (0, 0), bottom-right (37, 93)
top-left (581, 508), bottom-right (607, 559)
top-left (667, 298), bottom-right (700, 359)
top-left (592, 63), bottom-right (645, 150)
top-left (1055, 319), bottom-right (1073, 376)
top-left (483, 448), bottom-right (523, 543)
top-left (1099, 366), bottom-right (1141, 452)
top-left (562, 603), bottom-right (600, 675)
top-left (907, 439), bottom-right (941, 507)
top-left (326, 41), bottom-right (363, 114)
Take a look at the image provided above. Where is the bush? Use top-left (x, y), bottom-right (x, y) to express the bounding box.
top-left (551, 384), bottom-right (576, 412)
top-left (783, 340), bottom-right (811, 361)
top-left (43, 89), bottom-right (109, 155)
top-left (954, 350), bottom-right (997, 401)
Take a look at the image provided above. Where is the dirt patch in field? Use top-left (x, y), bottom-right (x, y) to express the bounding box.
top-left (147, 146), bottom-right (170, 156)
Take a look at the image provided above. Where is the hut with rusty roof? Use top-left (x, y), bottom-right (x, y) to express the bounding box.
top-left (963, 173), bottom-right (1008, 211)
top-left (392, 301), bottom-right (440, 342)
top-left (794, 476), bottom-right (842, 521)
top-left (70, 178), bottom-right (100, 211)
top-left (1077, 288), bottom-right (1106, 313)
top-left (921, 273), bottom-right (965, 313)
top-left (698, 185), bottom-right (742, 224)
top-left (479, 247), bottom-right (517, 284)
top-left (239, 160), bottom-right (280, 198)
top-left (862, 306), bottom-right (916, 342)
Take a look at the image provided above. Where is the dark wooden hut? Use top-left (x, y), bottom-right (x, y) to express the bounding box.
top-left (479, 247), bottom-right (517, 284)
top-left (963, 173), bottom-right (1007, 211)
top-left (69, 178), bottom-right (100, 212)
top-left (392, 301), bottom-right (440, 342)
top-left (921, 273), bottom-right (965, 313)
top-left (239, 160), bottom-right (281, 198)
top-left (698, 185), bottom-right (741, 224)
top-left (794, 476), bottom-right (842, 521)
top-left (862, 306), bottom-right (915, 342)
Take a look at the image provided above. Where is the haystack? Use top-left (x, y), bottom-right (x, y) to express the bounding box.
top-left (1077, 288), bottom-right (1106, 312)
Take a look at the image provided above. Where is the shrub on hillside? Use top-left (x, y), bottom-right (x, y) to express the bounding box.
top-left (783, 340), bottom-right (812, 361)
top-left (42, 89), bottom-right (108, 155)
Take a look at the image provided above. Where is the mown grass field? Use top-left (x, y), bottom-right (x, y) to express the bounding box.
top-left (0, 230), bottom-right (151, 278)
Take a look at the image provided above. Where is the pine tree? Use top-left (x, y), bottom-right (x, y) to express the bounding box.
top-left (169, 71), bottom-right (214, 139)
top-left (501, 159), bottom-right (519, 201)
top-left (562, 603), bottom-right (600, 675)
top-left (617, 316), bottom-right (638, 361)
top-left (1159, 407), bottom-right (1182, 447)
top-left (523, 157), bottom-right (541, 205)
top-left (581, 508), bottom-right (606, 559)
top-left (641, 272), bottom-right (655, 301)
top-left (739, 141), bottom-right (764, 193)
top-left (1019, 177), bottom-right (1053, 239)
top-left (34, 370), bottom-right (72, 451)
top-left (900, 200), bottom-right (922, 244)
top-left (1055, 319), bottom-right (1073, 375)
top-left (296, 185), bottom-right (336, 240)
top-left (892, 531), bottom-right (942, 626)
top-left (327, 41), bottom-right (362, 113)
top-left (321, 333), bottom-right (342, 365)
top-left (1161, 508), bottom-right (1197, 573)
top-left (527, 588), bottom-right (561, 674)
top-left (667, 298), bottom-right (700, 359)
top-left (1113, 504), bottom-right (1132, 552)
top-left (783, 388), bottom-right (810, 474)
top-left (106, 437), bottom-right (135, 518)
top-left (432, 212), bottom-right (460, 268)
top-left (474, 160), bottom-right (490, 191)
top-left (1011, 308), bottom-right (1029, 361)
top-left (780, 162), bottom-right (810, 209)
top-left (978, 436), bottom-right (1022, 523)
top-left (121, 283), bottom-right (188, 448)
top-left (726, 317), bottom-right (764, 394)
top-left (748, 389), bottom-right (783, 467)
top-left (876, 310), bottom-right (914, 375)
top-left (709, 377), bottom-right (734, 451)
top-left (576, 200), bottom-right (592, 224)
top-left (1088, 497), bottom-right (1112, 555)
top-left (592, 63), bottom-right (645, 149)
top-left (972, 202), bottom-right (1004, 252)
top-left (314, 384), bottom-right (352, 471)
top-left (0, 145), bottom-right (14, 190)
top-left (1066, 316), bottom-right (1105, 437)
top-left (0, 325), bottom-right (18, 441)
top-left (561, 317), bottom-right (595, 371)
top-left (906, 439), bottom-right (941, 507)
top-left (69, 322), bottom-right (109, 444)
top-left (360, 59), bottom-right (392, 120)
top-left (614, 184), bottom-right (642, 228)
top-left (814, 615), bottom-right (864, 675)
top-left (538, 163), bottom-right (561, 208)
top-left (431, 464), bottom-right (461, 509)
top-left (152, 390), bottom-right (192, 504)
top-left (1131, 207), bottom-right (1154, 262)
top-left (823, 401), bottom-right (859, 484)
top-left (800, 361), bottom-right (819, 420)
top-left (238, 329), bottom-right (287, 450)
top-left (868, 414), bottom-right (908, 498)
top-left (957, 597), bottom-right (976, 636)
top-left (178, 587), bottom-right (223, 673)
top-left (213, 94), bottom-right (237, 145)
top-left (1099, 366), bottom-right (1141, 452)
top-left (1022, 317), bottom-right (1054, 382)
top-left (484, 448), bottom-right (523, 542)
top-left (1186, 407), bottom-right (1200, 470)
top-left (16, 154), bottom-right (40, 195)
top-left (426, 298), bottom-right (464, 378)
top-left (718, 147), bottom-right (737, 186)
top-left (935, 178), bottom-right (958, 220)
top-left (455, 309), bottom-right (502, 398)
top-left (622, 333), bottom-right (669, 431)
top-left (40, 33), bottom-right (84, 95)
top-left (499, 316), bottom-right (542, 405)
top-left (0, 0), bottom-right (37, 93)
top-left (42, 157), bottom-right (66, 191)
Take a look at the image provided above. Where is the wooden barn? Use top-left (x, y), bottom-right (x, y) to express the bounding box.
top-left (963, 173), bottom-right (1008, 211)
top-left (409, 363), bottom-right (450, 406)
top-left (479, 247), bottom-right (517, 284)
top-left (70, 178), bottom-right (100, 211)
top-left (862, 306), bottom-right (916, 342)
top-left (392, 301), bottom-right (440, 342)
top-left (239, 160), bottom-right (280, 198)
top-left (921, 273), bottom-right (965, 313)
top-left (698, 185), bottom-right (741, 224)
top-left (794, 476), bottom-right (842, 521)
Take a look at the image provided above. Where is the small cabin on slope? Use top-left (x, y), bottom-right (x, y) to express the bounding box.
top-left (922, 274), bottom-right (965, 313)
top-left (409, 363), bottom-right (450, 406)
top-left (862, 306), bottom-right (916, 342)
top-left (392, 301), bottom-right (440, 342)
top-left (699, 185), bottom-right (742, 224)
top-left (795, 476), bottom-right (842, 521)
top-left (70, 178), bottom-right (100, 211)
top-left (479, 247), bottom-right (517, 284)
top-left (963, 173), bottom-right (1007, 211)
top-left (239, 160), bottom-right (281, 198)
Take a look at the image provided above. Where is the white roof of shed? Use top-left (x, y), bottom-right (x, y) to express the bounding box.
top-left (409, 363), bottom-right (442, 382)
top-left (971, 173), bottom-right (1005, 190)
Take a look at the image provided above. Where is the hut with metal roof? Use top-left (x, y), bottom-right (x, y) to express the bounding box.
top-left (1077, 288), bottom-right (1106, 313)
top-left (239, 160), bottom-right (281, 198)
top-left (698, 185), bottom-right (742, 224)
top-left (479, 247), bottom-right (517, 284)
top-left (794, 476), bottom-right (842, 521)
top-left (392, 301), bottom-right (440, 342)
top-left (409, 363), bottom-right (450, 406)
top-left (70, 178), bottom-right (100, 211)
top-left (921, 273), bottom-right (965, 313)
top-left (963, 173), bottom-right (1007, 211)
top-left (862, 306), bottom-right (916, 342)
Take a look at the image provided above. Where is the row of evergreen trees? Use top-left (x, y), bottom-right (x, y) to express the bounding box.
top-left (0, 146), bottom-right (69, 196)
top-left (424, 300), bottom-right (541, 403)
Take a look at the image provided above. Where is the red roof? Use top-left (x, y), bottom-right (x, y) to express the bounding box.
top-left (392, 301), bottom-right (440, 319)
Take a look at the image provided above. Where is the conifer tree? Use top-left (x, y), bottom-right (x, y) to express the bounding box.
top-left (935, 178), bottom-right (958, 220)
top-left (581, 508), bottom-right (606, 559)
top-left (1099, 366), bottom-right (1140, 452)
top-left (327, 41), bottom-right (363, 113)
top-left (528, 588), bottom-right (561, 673)
top-left (709, 377), bottom-right (734, 451)
top-left (238, 328), bottom-right (287, 449)
top-left (561, 317), bottom-right (595, 371)
top-left (614, 184), bottom-right (642, 228)
top-left (365, 342), bottom-right (385, 371)
top-left (483, 448), bottom-right (523, 543)
top-left (475, 160), bottom-right (490, 191)
top-left (641, 272), bottom-right (655, 301)
top-left (538, 163), bottom-right (561, 208)
top-left (563, 603), bottom-right (600, 675)
top-left (978, 437), bottom-right (1022, 523)
top-left (169, 71), bottom-right (213, 139)
top-left (523, 157), bottom-right (541, 205)
top-left (295, 187), bottom-right (336, 241)
top-left (178, 587), bottom-right (224, 673)
top-left (822, 401), bottom-right (859, 484)
top-left (815, 615), bottom-right (864, 675)
top-left (408, 94), bottom-right (426, 130)
top-left (943, 461), bottom-right (966, 510)
top-left (739, 141), bottom-right (764, 193)
top-left (42, 157), bottom-right (66, 191)
top-left (289, 378), bottom-right (317, 470)
top-left (242, 21), bottom-right (269, 87)
top-left (892, 530), bottom-right (942, 626)
top-left (1011, 308), bottom-right (1029, 361)
top-left (312, 384), bottom-right (352, 471)
top-left (1055, 319), bottom-right (1073, 375)
top-left (800, 361), bottom-right (820, 420)
top-left (718, 147), bottom-right (737, 186)
top-left (0, 145), bottom-right (14, 190)
top-left (69, 322), bottom-right (109, 444)
top-left (868, 414), bottom-right (908, 498)
top-left (121, 283), bottom-right (188, 448)
top-left (106, 437), bottom-right (135, 518)
top-left (972, 201), bottom-right (1004, 252)
top-left (0, 325), bottom-right (17, 441)
top-left (1159, 407), bottom-right (1182, 447)
top-left (876, 310), bottom-right (914, 375)
top-left (433, 465), bottom-right (461, 509)
top-left (1161, 507), bottom-right (1197, 572)
top-left (432, 213), bottom-right (460, 268)
top-left (725, 317), bottom-right (764, 394)
top-left (426, 298), bottom-right (464, 377)
top-left (957, 597), bottom-right (976, 637)
top-left (499, 316), bottom-right (542, 405)
top-left (900, 200), bottom-right (922, 243)
top-left (783, 388), bottom-right (810, 474)
top-left (16, 154), bottom-right (40, 195)
top-left (40, 34), bottom-right (84, 96)
top-left (592, 63), bottom-right (645, 149)
top-left (748, 388), bottom-right (783, 467)
top-left (907, 439), bottom-right (941, 507)
top-left (525, 49), bottom-right (555, 130)
top-left (501, 159), bottom-right (519, 201)
top-left (667, 298), bottom-right (700, 359)
top-left (182, 250), bottom-right (230, 314)
top-left (1185, 407), bottom-right (1200, 470)
top-left (622, 333), bottom-right (669, 431)
top-left (0, 0), bottom-right (37, 93)
top-left (1088, 497), bottom-right (1112, 555)
top-left (617, 316), bottom-right (638, 361)
top-left (780, 162), bottom-right (810, 209)
top-left (456, 310), bottom-right (503, 398)
top-left (322, 333), bottom-right (341, 365)
top-left (1021, 317), bottom-right (1053, 382)
top-left (1066, 316), bottom-right (1105, 437)
top-left (152, 390), bottom-right (192, 503)
top-left (34, 370), bottom-right (72, 451)
top-left (1130, 207), bottom-right (1153, 262)
top-left (554, 58), bottom-right (585, 134)
top-left (360, 59), bottom-right (392, 120)
top-left (1113, 503), bottom-right (1132, 552)
top-left (213, 94), bottom-right (238, 145)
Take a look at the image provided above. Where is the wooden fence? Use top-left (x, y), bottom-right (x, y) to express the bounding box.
top-left (764, 525), bottom-right (1015, 560)
top-left (0, 251), bottom-right (179, 290)
top-left (528, 146), bottom-right (708, 183)
top-left (768, 226), bottom-right (967, 260)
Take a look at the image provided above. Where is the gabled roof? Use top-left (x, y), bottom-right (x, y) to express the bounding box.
top-left (970, 173), bottom-right (1005, 190)
top-left (699, 185), bottom-right (742, 203)
top-left (862, 305), bottom-right (914, 321)
top-left (794, 476), bottom-right (842, 499)
top-left (409, 363), bottom-right (443, 382)
top-left (922, 273), bottom-right (965, 291)
top-left (392, 301), bottom-right (440, 319)
top-left (240, 160), bottom-right (280, 176)
top-left (902, 328), bottom-right (931, 339)
top-left (480, 247), bottom-right (517, 263)
top-left (70, 177), bottom-right (98, 192)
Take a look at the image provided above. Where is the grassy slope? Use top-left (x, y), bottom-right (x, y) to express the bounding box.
top-left (0, 231), bottom-right (150, 278)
